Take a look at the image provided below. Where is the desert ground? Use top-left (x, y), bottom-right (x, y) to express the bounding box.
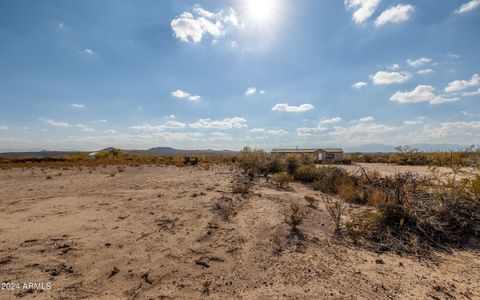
top-left (0, 164), bottom-right (479, 299)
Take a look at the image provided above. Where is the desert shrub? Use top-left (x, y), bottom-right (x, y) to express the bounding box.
top-left (304, 195), bottom-right (319, 208)
top-left (285, 155), bottom-right (299, 175)
top-left (272, 172), bottom-right (293, 189)
top-left (346, 170), bottom-right (480, 255)
top-left (231, 174), bottom-right (252, 195)
top-left (284, 203), bottom-right (305, 232)
top-left (312, 166), bottom-right (349, 194)
top-left (324, 195), bottom-right (346, 232)
top-left (338, 180), bottom-right (360, 203)
top-left (294, 164), bottom-right (319, 183)
top-left (237, 147), bottom-right (269, 176)
top-left (117, 166), bottom-right (125, 172)
top-left (265, 155), bottom-right (286, 177)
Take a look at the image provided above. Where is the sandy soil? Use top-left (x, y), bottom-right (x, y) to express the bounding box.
top-left (0, 164), bottom-right (479, 299)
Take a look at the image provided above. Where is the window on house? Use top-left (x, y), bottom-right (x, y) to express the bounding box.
top-left (326, 153), bottom-right (334, 160)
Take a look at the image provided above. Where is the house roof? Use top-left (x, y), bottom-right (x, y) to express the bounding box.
top-left (320, 148), bottom-right (344, 153)
top-left (271, 148), bottom-right (344, 153)
top-left (271, 149), bottom-right (319, 153)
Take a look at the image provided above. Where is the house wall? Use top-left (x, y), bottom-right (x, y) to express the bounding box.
top-left (318, 150), bottom-right (343, 162)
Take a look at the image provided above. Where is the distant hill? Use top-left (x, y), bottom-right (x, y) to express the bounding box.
top-left (139, 147), bottom-right (237, 156)
top-left (345, 143), bottom-right (476, 153)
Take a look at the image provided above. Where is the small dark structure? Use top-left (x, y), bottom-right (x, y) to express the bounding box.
top-left (183, 156), bottom-right (199, 165)
top-left (271, 148), bottom-right (345, 163)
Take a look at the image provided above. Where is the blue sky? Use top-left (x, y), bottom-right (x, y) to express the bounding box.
top-left (0, 0), bottom-right (479, 151)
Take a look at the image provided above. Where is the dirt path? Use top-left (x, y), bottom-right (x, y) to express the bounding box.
top-left (0, 165), bottom-right (478, 299)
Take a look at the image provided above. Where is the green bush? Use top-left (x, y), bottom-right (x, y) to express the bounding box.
top-left (272, 172), bottom-right (293, 189)
top-left (294, 164), bottom-right (320, 183)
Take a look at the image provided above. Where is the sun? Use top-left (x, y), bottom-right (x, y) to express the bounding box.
top-left (244, 0), bottom-right (279, 26)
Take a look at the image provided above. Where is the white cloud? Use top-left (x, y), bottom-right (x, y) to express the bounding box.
top-left (189, 117), bottom-right (247, 129)
top-left (244, 87), bottom-right (256, 95)
top-left (170, 6), bottom-right (239, 43)
top-left (390, 85), bottom-right (459, 105)
top-left (296, 126), bottom-right (327, 136)
top-left (417, 68), bottom-right (434, 75)
top-left (329, 122), bottom-right (396, 139)
top-left (375, 4), bottom-right (414, 27)
top-left (92, 119), bottom-right (107, 124)
top-left (84, 48), bottom-right (94, 55)
top-left (77, 124), bottom-right (95, 132)
top-left (70, 103), bottom-right (84, 109)
top-left (268, 129), bottom-right (288, 136)
top-left (418, 121), bottom-right (480, 143)
top-left (39, 118), bottom-right (70, 128)
top-left (187, 95), bottom-right (202, 102)
top-left (344, 0), bottom-right (381, 24)
top-left (407, 57), bottom-right (432, 67)
top-left (448, 53), bottom-right (460, 59)
top-left (131, 120), bottom-right (187, 132)
top-left (249, 128), bottom-right (266, 133)
top-left (371, 71), bottom-right (411, 85)
top-left (455, 0), bottom-right (480, 14)
top-left (171, 89), bottom-right (202, 102)
top-left (0, 125), bottom-right (10, 130)
top-left (272, 103), bottom-right (314, 112)
top-left (103, 129), bottom-right (117, 135)
top-left (357, 116), bottom-right (374, 123)
top-left (463, 88), bottom-right (480, 96)
top-left (389, 64), bottom-right (400, 70)
top-left (352, 81), bottom-right (367, 89)
top-left (319, 117), bottom-right (343, 125)
top-left (444, 74), bottom-right (480, 93)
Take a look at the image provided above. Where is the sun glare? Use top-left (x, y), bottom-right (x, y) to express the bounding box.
top-left (245, 0), bottom-right (279, 26)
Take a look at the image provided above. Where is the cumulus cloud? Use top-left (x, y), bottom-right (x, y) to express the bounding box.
top-left (319, 117), bottom-right (343, 125)
top-left (272, 103), bottom-right (314, 113)
top-left (344, 0), bottom-right (381, 24)
top-left (70, 103), bottom-right (84, 109)
top-left (463, 88), bottom-right (480, 96)
top-left (375, 4), bottom-right (414, 27)
top-left (0, 125), bottom-right (10, 130)
top-left (390, 85), bottom-right (459, 105)
top-left (170, 6), bottom-right (239, 43)
top-left (84, 48), bottom-right (94, 55)
top-left (244, 87), bottom-right (256, 95)
top-left (189, 117), bottom-right (247, 129)
top-left (444, 74), bottom-right (480, 93)
top-left (371, 71), bottom-right (411, 85)
top-left (418, 121), bottom-right (480, 143)
top-left (455, 0), bottom-right (480, 14)
top-left (352, 81), bottom-right (367, 89)
top-left (407, 57), bottom-right (432, 67)
top-left (39, 118), bottom-right (70, 128)
top-left (417, 68), bottom-right (434, 75)
top-left (171, 89), bottom-right (202, 102)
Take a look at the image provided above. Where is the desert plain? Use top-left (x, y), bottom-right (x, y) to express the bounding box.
top-left (0, 163), bottom-right (479, 299)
